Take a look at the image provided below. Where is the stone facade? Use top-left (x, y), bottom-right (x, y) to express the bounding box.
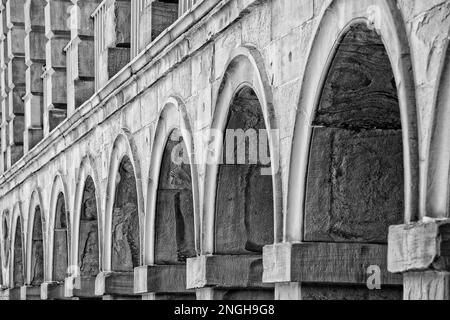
top-left (0, 0), bottom-right (447, 300)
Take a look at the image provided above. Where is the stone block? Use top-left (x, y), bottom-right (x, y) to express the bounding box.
top-left (388, 220), bottom-right (450, 273)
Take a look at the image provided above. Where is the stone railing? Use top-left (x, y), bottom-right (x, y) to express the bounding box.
top-left (131, 0), bottom-right (201, 58)
top-left (92, 0), bottom-right (130, 91)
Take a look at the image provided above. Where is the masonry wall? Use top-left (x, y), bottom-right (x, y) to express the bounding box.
top-left (0, 0), bottom-right (448, 300)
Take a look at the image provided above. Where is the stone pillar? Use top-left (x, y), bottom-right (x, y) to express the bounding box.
top-left (23, 0), bottom-right (46, 152)
top-left (64, 0), bottom-right (99, 116)
top-left (0, 3), bottom-right (8, 173)
top-left (43, 0), bottom-right (71, 136)
top-left (388, 219), bottom-right (450, 300)
top-left (5, 0), bottom-right (26, 166)
top-left (92, 0), bottom-right (130, 91)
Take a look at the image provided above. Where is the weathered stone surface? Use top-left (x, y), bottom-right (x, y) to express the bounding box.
top-left (31, 206), bottom-right (44, 286)
top-left (155, 134), bottom-right (195, 264)
top-left (305, 128), bottom-right (404, 243)
top-left (187, 255), bottom-right (272, 290)
top-left (388, 220), bottom-right (450, 274)
top-left (0, 0), bottom-right (447, 301)
top-left (301, 284), bottom-right (402, 301)
top-left (134, 264), bottom-right (190, 294)
top-left (111, 157), bottom-right (140, 271)
top-left (53, 193), bottom-right (68, 282)
top-left (13, 219), bottom-right (24, 287)
top-left (215, 88), bottom-right (274, 255)
top-left (403, 271), bottom-right (450, 300)
top-left (263, 242), bottom-right (402, 286)
top-left (78, 177), bottom-right (99, 277)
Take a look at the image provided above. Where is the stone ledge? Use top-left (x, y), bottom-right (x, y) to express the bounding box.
top-left (134, 264), bottom-right (190, 294)
top-left (20, 285), bottom-right (41, 300)
top-left (7, 287), bottom-right (20, 300)
top-left (186, 255), bottom-right (272, 290)
top-left (388, 219), bottom-right (450, 273)
top-left (40, 281), bottom-right (65, 300)
top-left (64, 276), bottom-right (97, 298)
top-left (263, 242), bottom-right (401, 286)
top-left (95, 271), bottom-right (135, 297)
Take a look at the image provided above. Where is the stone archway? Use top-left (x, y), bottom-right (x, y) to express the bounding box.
top-left (30, 205), bottom-right (44, 287)
top-left (12, 217), bottom-right (24, 289)
top-left (52, 193), bottom-right (68, 282)
top-left (78, 176), bottom-right (100, 277)
top-left (111, 156), bottom-right (140, 272)
top-left (215, 86), bottom-right (274, 255)
top-left (154, 129), bottom-right (195, 265)
top-left (304, 23), bottom-right (404, 244)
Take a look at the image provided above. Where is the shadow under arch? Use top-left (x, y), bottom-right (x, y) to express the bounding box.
top-left (26, 189), bottom-right (45, 286)
top-left (48, 173), bottom-right (70, 282)
top-left (10, 202), bottom-right (25, 289)
top-left (286, 0), bottom-right (419, 242)
top-left (104, 130), bottom-right (144, 271)
top-left (72, 155), bottom-right (102, 277)
top-left (202, 46), bottom-right (282, 255)
top-left (144, 96), bottom-right (200, 265)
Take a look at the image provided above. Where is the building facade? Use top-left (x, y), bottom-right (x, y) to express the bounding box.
top-left (0, 0), bottom-right (448, 300)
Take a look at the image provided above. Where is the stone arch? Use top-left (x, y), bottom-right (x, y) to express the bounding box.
top-left (203, 46), bottom-right (281, 254)
top-left (144, 96), bottom-right (199, 265)
top-left (48, 173), bottom-right (70, 281)
top-left (426, 42), bottom-right (450, 218)
top-left (10, 202), bottom-right (24, 288)
top-left (286, 0), bottom-right (418, 242)
top-left (26, 189), bottom-right (45, 286)
top-left (72, 155), bottom-right (102, 277)
top-left (104, 131), bottom-right (144, 271)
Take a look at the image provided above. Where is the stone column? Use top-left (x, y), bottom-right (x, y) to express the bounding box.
top-left (23, 0), bottom-right (46, 152)
top-left (5, 0), bottom-right (26, 166)
top-left (43, 0), bottom-right (71, 136)
top-left (64, 0), bottom-right (99, 116)
top-left (388, 219), bottom-right (450, 300)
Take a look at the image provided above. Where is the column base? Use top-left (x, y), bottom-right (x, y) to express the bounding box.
top-left (187, 255), bottom-right (273, 300)
top-left (7, 287), bottom-right (21, 300)
top-left (134, 264), bottom-right (194, 299)
top-left (95, 271), bottom-right (138, 299)
top-left (264, 242), bottom-right (402, 300)
top-left (388, 219), bottom-right (450, 300)
top-left (41, 281), bottom-right (66, 300)
top-left (20, 285), bottom-right (41, 300)
top-left (64, 275), bottom-right (97, 299)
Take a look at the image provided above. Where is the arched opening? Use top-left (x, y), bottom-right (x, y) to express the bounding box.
top-left (30, 206), bottom-right (44, 286)
top-left (304, 23), bottom-right (404, 243)
top-left (78, 176), bottom-right (100, 277)
top-left (3, 210), bottom-right (9, 264)
top-left (53, 193), bottom-right (68, 282)
top-left (302, 23), bottom-right (403, 299)
top-left (215, 87), bottom-right (274, 255)
top-left (111, 156), bottom-right (140, 271)
top-left (155, 129), bottom-right (195, 264)
top-left (13, 218), bottom-right (24, 288)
